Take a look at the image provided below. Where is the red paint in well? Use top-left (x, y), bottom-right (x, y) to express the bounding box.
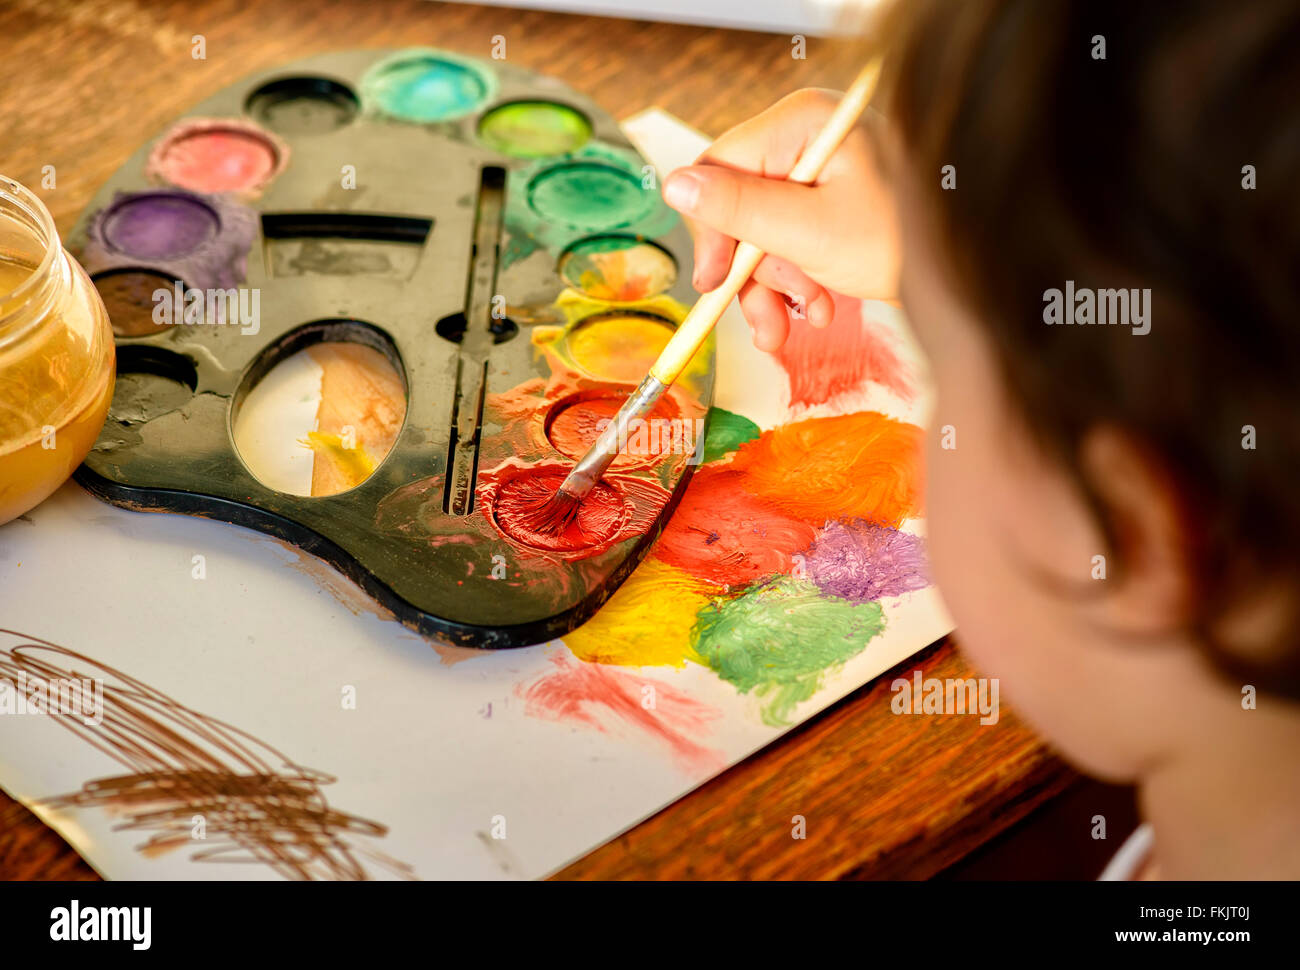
top-left (652, 466), bottom-right (818, 589)
top-left (773, 291), bottom-right (913, 413)
top-left (148, 119), bottom-right (285, 195)
top-left (517, 652), bottom-right (723, 774)
top-left (492, 468), bottom-right (627, 552)
top-left (478, 460), bottom-right (671, 559)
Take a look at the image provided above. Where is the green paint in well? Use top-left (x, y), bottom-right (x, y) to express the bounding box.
top-left (701, 406), bottom-right (761, 463)
top-left (506, 143), bottom-right (678, 255)
top-left (362, 53), bottom-right (491, 122)
top-left (565, 235), bottom-right (635, 256)
top-left (479, 100), bottom-right (592, 158)
top-left (692, 577), bottom-right (885, 726)
top-left (528, 161), bottom-right (656, 231)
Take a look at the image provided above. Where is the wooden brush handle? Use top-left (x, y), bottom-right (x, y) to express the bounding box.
top-left (649, 57), bottom-right (882, 386)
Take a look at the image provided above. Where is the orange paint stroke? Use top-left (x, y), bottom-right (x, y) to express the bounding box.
top-left (727, 411), bottom-right (924, 527)
top-left (517, 652), bottom-right (724, 775)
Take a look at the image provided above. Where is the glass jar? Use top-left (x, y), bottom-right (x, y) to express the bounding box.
top-left (0, 176), bottom-right (115, 525)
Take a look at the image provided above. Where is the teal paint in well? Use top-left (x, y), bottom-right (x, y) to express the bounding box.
top-left (363, 54), bottom-right (490, 122)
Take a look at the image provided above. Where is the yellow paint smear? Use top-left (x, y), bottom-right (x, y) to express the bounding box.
top-left (304, 432), bottom-right (375, 489)
top-left (562, 559), bottom-right (714, 667)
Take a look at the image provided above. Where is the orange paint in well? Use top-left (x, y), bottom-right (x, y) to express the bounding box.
top-left (546, 391), bottom-right (681, 467)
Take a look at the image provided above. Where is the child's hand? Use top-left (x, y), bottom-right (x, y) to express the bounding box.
top-left (662, 89), bottom-right (899, 351)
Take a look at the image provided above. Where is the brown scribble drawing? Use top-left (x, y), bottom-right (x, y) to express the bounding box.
top-left (0, 629), bottom-right (414, 880)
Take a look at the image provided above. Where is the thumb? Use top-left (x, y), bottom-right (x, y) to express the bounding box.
top-left (663, 164), bottom-right (827, 271)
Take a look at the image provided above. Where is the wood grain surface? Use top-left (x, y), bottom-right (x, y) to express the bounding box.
top-left (0, 0), bottom-right (1071, 880)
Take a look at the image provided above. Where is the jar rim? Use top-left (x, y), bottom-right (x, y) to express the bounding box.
top-left (0, 174), bottom-right (60, 307)
top-left (0, 176), bottom-right (63, 346)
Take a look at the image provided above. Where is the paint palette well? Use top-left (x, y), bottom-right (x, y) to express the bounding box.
top-left (69, 49), bottom-right (712, 648)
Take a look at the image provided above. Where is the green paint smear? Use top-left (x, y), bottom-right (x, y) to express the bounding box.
top-left (362, 50), bottom-right (493, 122)
top-left (692, 577), bottom-right (885, 726)
top-left (500, 233), bottom-right (539, 271)
top-left (701, 406), bottom-right (760, 463)
top-left (479, 101), bottom-right (592, 158)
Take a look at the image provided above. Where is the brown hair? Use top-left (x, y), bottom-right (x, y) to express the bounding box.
top-left (877, 0), bottom-right (1300, 696)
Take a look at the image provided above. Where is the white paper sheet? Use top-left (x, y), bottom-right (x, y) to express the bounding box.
top-left (0, 111), bottom-right (953, 880)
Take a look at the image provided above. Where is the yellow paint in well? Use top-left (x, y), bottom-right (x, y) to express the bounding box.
top-left (527, 289), bottom-right (710, 391)
top-left (567, 312), bottom-right (675, 383)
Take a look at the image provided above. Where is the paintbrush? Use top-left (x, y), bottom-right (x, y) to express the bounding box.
top-left (531, 58), bottom-right (883, 534)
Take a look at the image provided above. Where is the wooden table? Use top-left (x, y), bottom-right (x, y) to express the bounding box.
top-left (0, 0), bottom-right (1071, 880)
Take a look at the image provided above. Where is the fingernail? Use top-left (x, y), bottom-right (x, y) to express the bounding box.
top-left (663, 171), bottom-right (701, 212)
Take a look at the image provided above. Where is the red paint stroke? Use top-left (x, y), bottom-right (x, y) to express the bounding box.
top-left (478, 459), bottom-right (671, 560)
top-left (653, 466), bottom-right (817, 590)
top-left (727, 411), bottom-right (924, 527)
top-left (773, 291), bottom-right (914, 413)
top-left (517, 653), bottom-right (724, 775)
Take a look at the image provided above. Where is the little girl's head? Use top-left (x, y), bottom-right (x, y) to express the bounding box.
top-left (877, 0), bottom-right (1300, 780)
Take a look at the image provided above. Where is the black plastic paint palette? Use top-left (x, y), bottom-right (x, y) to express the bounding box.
top-left (70, 49), bottom-right (714, 648)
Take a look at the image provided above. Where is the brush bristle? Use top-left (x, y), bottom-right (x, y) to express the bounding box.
top-left (526, 487), bottom-right (583, 536)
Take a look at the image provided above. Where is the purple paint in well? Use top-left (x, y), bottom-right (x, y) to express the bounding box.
top-left (101, 193), bottom-right (220, 259)
top-left (804, 519), bottom-right (930, 603)
top-left (82, 190), bottom-right (257, 291)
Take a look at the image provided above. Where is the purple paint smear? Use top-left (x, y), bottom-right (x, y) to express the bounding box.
top-left (804, 519), bottom-right (930, 603)
top-left (82, 189), bottom-right (257, 291)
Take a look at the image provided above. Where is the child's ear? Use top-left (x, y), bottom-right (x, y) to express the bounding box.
top-left (1080, 426), bottom-right (1300, 686)
top-left (1077, 426), bottom-right (1195, 634)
